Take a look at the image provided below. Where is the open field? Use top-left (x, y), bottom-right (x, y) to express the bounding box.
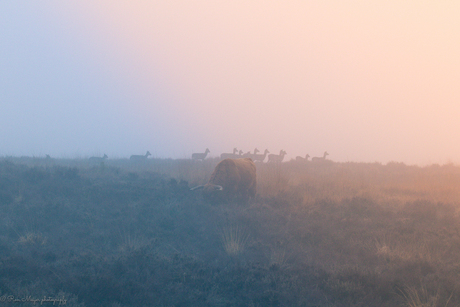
top-left (1, 156), bottom-right (460, 306)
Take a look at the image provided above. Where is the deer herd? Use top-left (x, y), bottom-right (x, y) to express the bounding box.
top-left (191, 148), bottom-right (329, 163)
top-left (86, 149), bottom-right (329, 163)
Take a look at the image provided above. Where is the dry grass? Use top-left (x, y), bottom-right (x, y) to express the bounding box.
top-left (256, 162), bottom-right (291, 197)
top-left (398, 285), bottom-right (454, 307)
top-left (269, 248), bottom-right (290, 268)
top-left (5, 157), bottom-right (460, 305)
top-left (18, 232), bottom-right (47, 245)
top-left (374, 234), bottom-right (444, 263)
top-left (117, 226), bottom-right (150, 253)
top-left (256, 161), bottom-right (460, 207)
top-left (220, 224), bottom-right (249, 256)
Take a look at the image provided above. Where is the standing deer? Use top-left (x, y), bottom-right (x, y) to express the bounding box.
top-left (89, 154), bottom-right (108, 163)
top-left (243, 148), bottom-right (260, 160)
top-left (252, 149), bottom-right (270, 162)
top-left (296, 154), bottom-right (310, 161)
top-left (267, 150), bottom-right (287, 163)
top-left (220, 148), bottom-right (239, 160)
top-left (312, 151), bottom-right (329, 162)
top-left (130, 151), bottom-right (151, 161)
top-left (192, 148), bottom-right (210, 160)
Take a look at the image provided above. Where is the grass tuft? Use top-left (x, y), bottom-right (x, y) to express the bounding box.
top-left (221, 224), bottom-right (248, 256)
top-left (397, 285), bottom-right (453, 307)
top-left (18, 232), bottom-right (47, 245)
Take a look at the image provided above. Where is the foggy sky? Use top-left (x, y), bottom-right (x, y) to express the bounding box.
top-left (1, 1), bottom-right (460, 165)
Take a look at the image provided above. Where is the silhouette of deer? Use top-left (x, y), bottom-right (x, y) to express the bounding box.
top-left (312, 151), bottom-right (329, 162)
top-left (296, 154), bottom-right (310, 161)
top-left (253, 149), bottom-right (270, 162)
top-left (89, 154), bottom-right (108, 163)
top-left (268, 150), bottom-right (287, 163)
top-left (130, 151), bottom-right (151, 161)
top-left (220, 148), bottom-right (239, 159)
top-left (192, 148), bottom-right (210, 160)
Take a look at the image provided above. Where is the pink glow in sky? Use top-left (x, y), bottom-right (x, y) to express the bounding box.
top-left (1, 1), bottom-right (459, 164)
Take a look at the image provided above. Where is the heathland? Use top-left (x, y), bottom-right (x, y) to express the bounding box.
top-left (1, 156), bottom-right (460, 306)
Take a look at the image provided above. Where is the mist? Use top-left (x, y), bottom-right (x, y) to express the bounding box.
top-left (1, 1), bottom-right (459, 165)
